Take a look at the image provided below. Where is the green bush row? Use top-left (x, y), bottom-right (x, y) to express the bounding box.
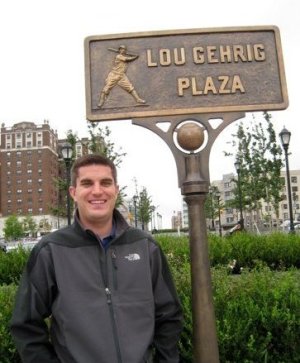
top-left (1, 235), bottom-right (300, 362)
top-left (1, 233), bottom-right (299, 285)
top-left (157, 232), bottom-right (300, 270)
top-left (170, 264), bottom-right (300, 362)
top-left (2, 268), bottom-right (299, 362)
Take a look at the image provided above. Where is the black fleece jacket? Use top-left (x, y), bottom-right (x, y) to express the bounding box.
top-left (10, 210), bottom-right (182, 363)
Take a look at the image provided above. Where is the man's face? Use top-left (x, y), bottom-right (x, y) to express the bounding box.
top-left (69, 164), bottom-right (119, 228)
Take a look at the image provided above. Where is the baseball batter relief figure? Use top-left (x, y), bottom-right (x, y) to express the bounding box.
top-left (98, 45), bottom-right (146, 108)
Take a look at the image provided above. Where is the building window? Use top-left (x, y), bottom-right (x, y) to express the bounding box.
top-left (291, 176), bottom-right (298, 183)
top-left (27, 179), bottom-right (32, 183)
top-left (17, 189), bottom-right (22, 194)
top-left (292, 186), bottom-right (298, 192)
top-left (17, 161), bottom-right (21, 166)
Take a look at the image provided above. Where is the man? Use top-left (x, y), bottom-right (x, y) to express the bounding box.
top-left (98, 45), bottom-right (146, 108)
top-left (10, 154), bottom-right (182, 363)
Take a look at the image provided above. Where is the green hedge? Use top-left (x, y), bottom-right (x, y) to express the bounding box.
top-left (1, 235), bottom-right (300, 362)
top-left (0, 284), bottom-right (20, 363)
top-left (0, 247), bottom-right (30, 285)
top-left (157, 232), bottom-right (300, 270)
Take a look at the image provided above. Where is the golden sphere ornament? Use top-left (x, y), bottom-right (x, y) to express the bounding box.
top-left (177, 122), bottom-right (204, 151)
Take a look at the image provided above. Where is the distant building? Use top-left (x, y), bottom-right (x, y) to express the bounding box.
top-left (182, 170), bottom-right (300, 231)
top-left (0, 120), bottom-right (59, 231)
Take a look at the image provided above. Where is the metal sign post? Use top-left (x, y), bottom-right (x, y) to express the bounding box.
top-left (132, 112), bottom-right (245, 362)
top-left (84, 26), bottom-right (288, 362)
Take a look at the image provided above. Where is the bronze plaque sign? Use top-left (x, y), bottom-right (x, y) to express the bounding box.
top-left (84, 26), bottom-right (288, 121)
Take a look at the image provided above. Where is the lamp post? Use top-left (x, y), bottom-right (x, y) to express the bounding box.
top-left (209, 186), bottom-right (215, 231)
top-left (133, 195), bottom-right (138, 228)
top-left (61, 142), bottom-right (73, 226)
top-left (279, 127), bottom-right (294, 233)
top-left (215, 190), bottom-right (222, 237)
top-left (234, 159), bottom-right (244, 230)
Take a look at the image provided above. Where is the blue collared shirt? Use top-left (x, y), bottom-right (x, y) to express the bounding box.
top-left (100, 222), bottom-right (116, 251)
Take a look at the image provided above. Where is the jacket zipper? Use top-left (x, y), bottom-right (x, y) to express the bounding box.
top-left (111, 249), bottom-right (118, 290)
top-left (105, 251), bottom-right (122, 363)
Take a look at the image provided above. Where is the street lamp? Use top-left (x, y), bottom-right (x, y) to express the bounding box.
top-left (279, 127), bottom-right (294, 233)
top-left (61, 142), bottom-right (73, 226)
top-left (133, 195), bottom-right (138, 228)
top-left (209, 186), bottom-right (215, 231)
top-left (215, 189), bottom-right (222, 237)
top-left (234, 159), bottom-right (244, 230)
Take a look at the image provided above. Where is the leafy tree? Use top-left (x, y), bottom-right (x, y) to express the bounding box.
top-left (205, 186), bottom-right (219, 230)
top-left (225, 112), bottom-right (284, 229)
top-left (137, 187), bottom-right (152, 230)
top-left (38, 217), bottom-right (52, 235)
top-left (86, 122), bottom-right (126, 167)
top-left (22, 215), bottom-right (38, 237)
top-left (3, 215), bottom-right (24, 241)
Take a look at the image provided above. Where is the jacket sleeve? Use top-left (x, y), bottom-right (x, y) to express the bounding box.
top-left (10, 244), bottom-right (60, 362)
top-left (150, 243), bottom-right (183, 363)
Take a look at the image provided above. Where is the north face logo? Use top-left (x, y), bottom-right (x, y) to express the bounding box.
top-left (124, 253), bottom-right (140, 261)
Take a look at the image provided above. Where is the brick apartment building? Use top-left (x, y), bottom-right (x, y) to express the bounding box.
top-left (0, 120), bottom-right (60, 232)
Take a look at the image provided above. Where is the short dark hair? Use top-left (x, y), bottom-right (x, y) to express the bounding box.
top-left (70, 154), bottom-right (117, 186)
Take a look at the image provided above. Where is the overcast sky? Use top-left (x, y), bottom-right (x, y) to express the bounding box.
top-left (0, 0), bottom-right (299, 228)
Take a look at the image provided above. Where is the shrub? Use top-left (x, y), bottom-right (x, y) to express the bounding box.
top-left (157, 234), bottom-right (300, 362)
top-left (0, 247), bottom-right (30, 284)
top-left (0, 284), bottom-right (20, 363)
top-left (213, 267), bottom-right (300, 363)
